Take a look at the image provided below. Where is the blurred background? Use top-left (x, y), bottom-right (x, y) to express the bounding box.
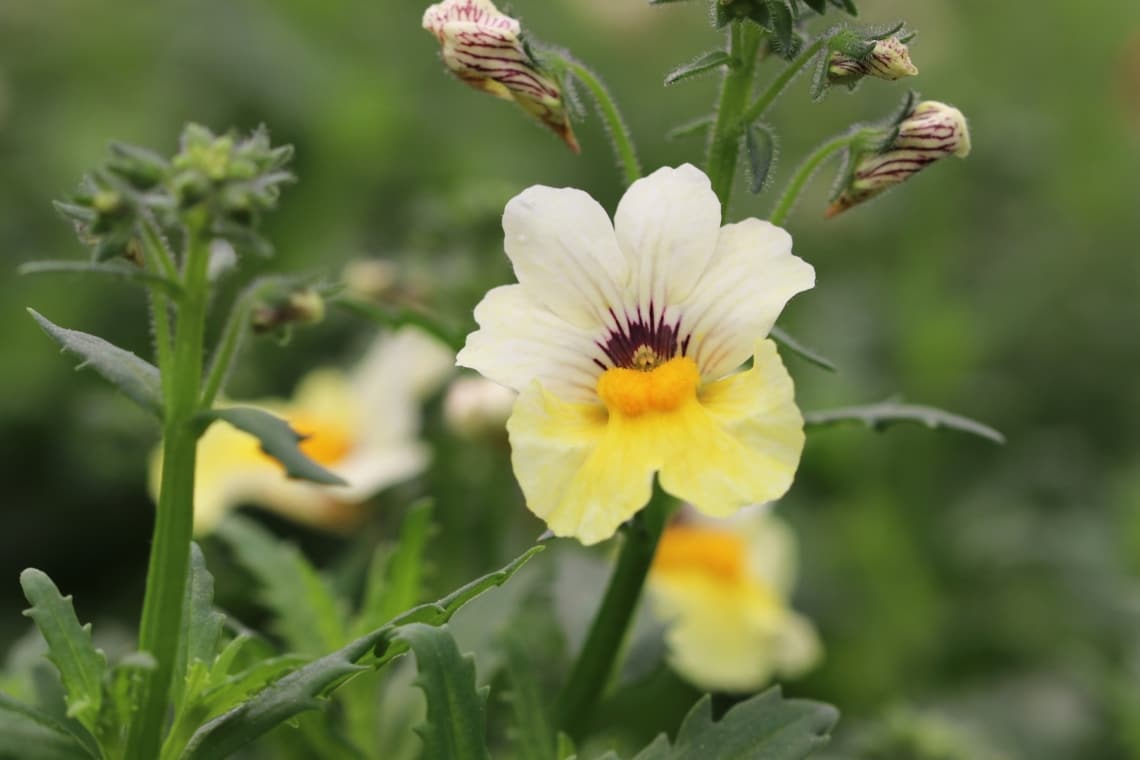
top-left (1, 0), bottom-right (1139, 757)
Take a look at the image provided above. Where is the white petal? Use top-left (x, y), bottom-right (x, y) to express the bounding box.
top-left (682, 219), bottom-right (814, 380)
top-left (613, 164), bottom-right (722, 309)
top-left (503, 185), bottom-right (630, 329)
top-left (457, 284), bottom-right (605, 403)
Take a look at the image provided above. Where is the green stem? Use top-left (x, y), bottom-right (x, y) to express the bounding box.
top-left (554, 488), bottom-right (674, 737)
top-left (705, 21), bottom-right (763, 216)
top-left (138, 219), bottom-right (176, 402)
top-left (768, 132), bottom-right (856, 226)
top-left (126, 223), bottom-right (212, 760)
top-left (562, 57), bottom-right (642, 186)
top-left (739, 36), bottom-right (824, 126)
top-left (200, 284), bottom-right (258, 409)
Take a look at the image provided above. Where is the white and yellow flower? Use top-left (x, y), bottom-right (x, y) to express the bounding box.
top-left (648, 506), bottom-right (821, 693)
top-left (457, 164), bottom-right (814, 545)
top-left (152, 327), bottom-right (454, 534)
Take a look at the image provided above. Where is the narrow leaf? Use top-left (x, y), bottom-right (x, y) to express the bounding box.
top-left (202, 407), bottom-right (347, 486)
top-left (664, 51), bottom-right (734, 86)
top-left (173, 544), bottom-right (225, 713)
top-left (745, 125), bottom-right (776, 194)
top-left (28, 309), bottom-right (163, 416)
top-left (804, 399), bottom-right (1006, 443)
top-left (770, 327), bottom-right (837, 372)
top-left (0, 694), bottom-right (96, 760)
top-left (665, 116), bottom-right (714, 142)
top-left (19, 260), bottom-right (182, 296)
top-left (765, 0), bottom-right (796, 56)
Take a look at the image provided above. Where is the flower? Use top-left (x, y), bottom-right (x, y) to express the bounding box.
top-left (648, 506), bottom-right (822, 692)
top-left (422, 0), bottom-right (579, 152)
top-left (457, 164), bottom-right (814, 545)
top-left (828, 37), bottom-right (918, 84)
top-left (152, 327), bottom-right (453, 533)
top-left (444, 375), bottom-right (517, 438)
top-left (828, 100), bottom-right (971, 217)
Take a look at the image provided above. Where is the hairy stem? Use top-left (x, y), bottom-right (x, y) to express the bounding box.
top-left (563, 57), bottom-right (642, 186)
top-left (739, 36), bottom-right (825, 127)
top-left (705, 21), bottom-right (763, 216)
top-left (769, 132), bottom-right (855, 226)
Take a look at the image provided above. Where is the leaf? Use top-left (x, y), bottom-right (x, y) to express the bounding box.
top-left (334, 296), bottom-right (463, 352)
top-left (631, 688), bottom-right (839, 760)
top-left (665, 115), bottom-right (714, 142)
top-left (202, 407), bottom-right (348, 486)
top-left (173, 544), bottom-right (226, 712)
top-left (399, 624), bottom-right (490, 760)
top-left (352, 500), bottom-right (434, 637)
top-left (19, 260), bottom-right (183, 296)
top-left (0, 694), bottom-right (96, 760)
top-left (745, 125), bottom-right (776, 194)
top-left (664, 51), bottom-right (734, 86)
top-left (180, 545), bottom-right (543, 760)
top-left (98, 651), bottom-right (156, 757)
top-left (804, 399), bottom-right (1006, 444)
top-left (19, 569), bottom-right (107, 736)
top-left (770, 327), bottom-right (837, 372)
top-left (827, 0), bottom-right (858, 15)
top-left (800, 0), bottom-right (827, 13)
top-left (28, 309), bottom-right (163, 416)
top-left (764, 0), bottom-right (796, 56)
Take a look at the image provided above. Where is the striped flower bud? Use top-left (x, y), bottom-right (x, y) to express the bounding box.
top-left (828, 37), bottom-right (918, 84)
top-left (423, 0), bottom-right (579, 152)
top-left (827, 101), bottom-right (970, 217)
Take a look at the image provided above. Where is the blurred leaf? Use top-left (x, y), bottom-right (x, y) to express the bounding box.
top-left (664, 51), bottom-right (734, 86)
top-left (800, 0), bottom-right (827, 13)
top-left (202, 407), bottom-right (347, 486)
top-left (28, 309), bottom-right (163, 416)
top-left (352, 500), bottom-right (434, 637)
top-left (0, 694), bottom-right (96, 760)
top-left (770, 327), bottom-right (837, 372)
top-left (19, 569), bottom-right (106, 737)
top-left (19, 260), bottom-right (182, 297)
top-left (399, 624), bottom-right (490, 760)
top-left (665, 116), bottom-right (714, 142)
top-left (173, 544), bottom-right (225, 714)
top-left (335, 296), bottom-right (463, 352)
top-left (804, 399), bottom-right (1006, 444)
top-left (746, 124), bottom-right (776, 194)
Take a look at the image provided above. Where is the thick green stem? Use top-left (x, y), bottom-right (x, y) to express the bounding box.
top-left (555, 488), bottom-right (673, 737)
top-left (705, 22), bottom-right (763, 217)
top-left (126, 224), bottom-right (212, 760)
top-left (739, 36), bottom-right (825, 126)
top-left (768, 132), bottom-right (856, 226)
top-left (562, 57), bottom-right (642, 186)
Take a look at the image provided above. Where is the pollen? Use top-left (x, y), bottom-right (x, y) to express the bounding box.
top-left (596, 356), bottom-right (700, 417)
top-left (652, 524), bottom-right (747, 585)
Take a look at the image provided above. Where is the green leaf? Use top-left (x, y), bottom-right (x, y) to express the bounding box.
top-left (745, 125), bottom-right (776, 194)
top-left (665, 115), bottom-right (714, 142)
top-left (664, 51), bottom-right (734, 86)
top-left (804, 399), bottom-right (1006, 443)
top-left (216, 515), bottom-right (349, 655)
top-left (28, 309), bottom-right (163, 417)
top-left (399, 624), bottom-right (490, 760)
top-left (828, 0), bottom-right (858, 15)
top-left (0, 694), bottom-right (96, 760)
top-left (19, 569), bottom-right (107, 736)
top-left (173, 544), bottom-right (225, 712)
top-left (334, 296), bottom-right (463, 352)
top-left (770, 327), bottom-right (837, 372)
top-left (764, 0), bottom-right (796, 58)
top-left (632, 688), bottom-right (838, 760)
top-left (800, 0), bottom-right (827, 13)
top-left (98, 651), bottom-right (156, 757)
top-left (180, 545), bottom-right (543, 760)
top-left (19, 260), bottom-right (183, 296)
top-left (352, 500), bottom-right (434, 637)
top-left (201, 407), bottom-right (348, 486)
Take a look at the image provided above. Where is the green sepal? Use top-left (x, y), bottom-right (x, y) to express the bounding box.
top-left (664, 51), bottom-right (735, 86)
top-left (200, 407), bottom-right (348, 486)
top-left (106, 141), bottom-right (170, 190)
top-left (764, 0), bottom-right (797, 58)
top-left (0, 693), bottom-right (97, 760)
top-left (19, 260), bottom-right (182, 297)
top-left (769, 326), bottom-right (837, 372)
top-left (745, 124), bottom-right (777, 194)
top-left (804, 399), bottom-right (1006, 443)
top-left (29, 309), bottom-right (163, 417)
top-left (826, 29), bottom-right (875, 59)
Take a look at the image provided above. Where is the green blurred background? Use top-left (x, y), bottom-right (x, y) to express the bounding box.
top-left (2, 0), bottom-right (1139, 757)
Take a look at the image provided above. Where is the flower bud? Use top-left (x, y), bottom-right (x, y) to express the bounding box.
top-left (422, 0), bottom-right (578, 152)
top-left (443, 376), bottom-right (516, 438)
top-left (828, 100), bottom-right (970, 217)
top-left (251, 287), bottom-right (326, 335)
top-left (828, 37), bottom-right (918, 84)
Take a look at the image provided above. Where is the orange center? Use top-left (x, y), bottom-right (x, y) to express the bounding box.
top-left (596, 356), bottom-right (700, 417)
top-left (289, 414), bottom-right (354, 466)
top-left (652, 524), bottom-right (748, 585)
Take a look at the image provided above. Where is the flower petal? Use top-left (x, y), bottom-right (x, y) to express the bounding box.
top-left (613, 164), bottom-right (722, 309)
top-left (503, 185), bottom-right (630, 329)
top-left (458, 284), bottom-right (605, 402)
top-left (682, 219), bottom-right (814, 380)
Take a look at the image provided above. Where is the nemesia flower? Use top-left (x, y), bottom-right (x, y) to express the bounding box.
top-left (457, 165), bottom-right (814, 545)
top-left (444, 375), bottom-right (517, 438)
top-left (151, 327), bottom-right (453, 533)
top-left (828, 100), bottom-right (971, 217)
top-left (422, 0), bottom-right (579, 152)
top-left (648, 506), bottom-right (821, 693)
top-left (828, 37), bottom-right (918, 84)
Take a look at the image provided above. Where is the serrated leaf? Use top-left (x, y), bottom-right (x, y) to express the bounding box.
top-left (0, 694), bottom-right (96, 760)
top-left (19, 569), bottom-right (106, 736)
top-left (173, 544), bottom-right (225, 712)
top-left (19, 260), bottom-right (183, 296)
top-left (28, 309), bottom-right (163, 416)
top-left (202, 407), bottom-right (347, 486)
top-left (180, 545), bottom-right (543, 760)
top-left (632, 688), bottom-right (838, 760)
top-left (98, 651), bottom-right (155, 757)
top-left (352, 500), bottom-right (434, 637)
top-left (399, 624), bottom-right (490, 760)
top-left (803, 399), bottom-right (1006, 443)
top-left (664, 51), bottom-right (734, 86)
top-left (770, 327), bottom-right (837, 372)
top-left (745, 125), bottom-right (776, 194)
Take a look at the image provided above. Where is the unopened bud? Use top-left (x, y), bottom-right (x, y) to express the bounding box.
top-left (829, 37), bottom-right (918, 84)
top-left (251, 288), bottom-right (326, 335)
top-left (422, 0), bottom-right (579, 152)
top-left (107, 142), bottom-right (170, 190)
top-left (828, 100), bottom-right (970, 217)
top-left (443, 376), bottom-right (516, 438)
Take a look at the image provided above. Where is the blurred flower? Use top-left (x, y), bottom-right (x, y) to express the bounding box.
top-left (250, 286), bottom-right (325, 335)
top-left (422, 0), bottom-right (579, 152)
top-left (828, 100), bottom-right (971, 217)
top-left (458, 165), bottom-right (813, 544)
top-left (152, 327), bottom-right (453, 533)
top-left (443, 375), bottom-right (516, 438)
top-left (648, 506), bottom-right (821, 693)
top-left (343, 258), bottom-right (400, 301)
top-left (828, 37), bottom-right (918, 84)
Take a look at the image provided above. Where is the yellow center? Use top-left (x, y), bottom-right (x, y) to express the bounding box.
top-left (596, 356), bottom-right (700, 417)
top-left (288, 414), bottom-right (354, 466)
top-left (652, 524), bottom-right (748, 585)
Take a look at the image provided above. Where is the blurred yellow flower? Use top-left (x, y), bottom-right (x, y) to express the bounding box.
top-left (458, 165), bottom-right (814, 544)
top-left (152, 327), bottom-right (453, 534)
top-left (648, 507), bottom-right (821, 693)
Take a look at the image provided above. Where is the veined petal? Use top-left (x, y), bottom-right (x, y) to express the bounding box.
top-left (458, 284), bottom-right (605, 403)
top-left (613, 164), bottom-right (722, 308)
top-left (422, 0), bottom-right (520, 41)
top-left (503, 185), bottom-right (630, 329)
top-left (683, 219), bottom-right (814, 380)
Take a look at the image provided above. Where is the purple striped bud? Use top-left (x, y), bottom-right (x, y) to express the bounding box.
top-left (423, 0), bottom-right (579, 152)
top-left (828, 37), bottom-right (918, 84)
top-left (827, 101), bottom-right (971, 218)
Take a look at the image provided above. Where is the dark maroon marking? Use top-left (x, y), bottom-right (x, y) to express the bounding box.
top-left (595, 302), bottom-right (688, 371)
